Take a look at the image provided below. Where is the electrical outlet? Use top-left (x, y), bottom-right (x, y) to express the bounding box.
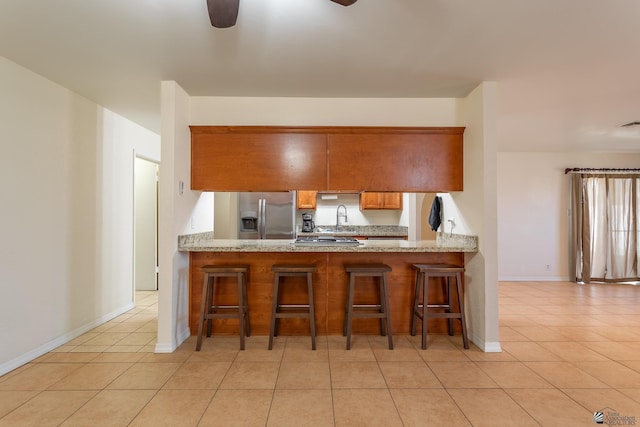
top-left (545, 264), bottom-right (551, 271)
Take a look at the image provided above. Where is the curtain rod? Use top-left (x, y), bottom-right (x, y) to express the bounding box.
top-left (564, 167), bottom-right (640, 174)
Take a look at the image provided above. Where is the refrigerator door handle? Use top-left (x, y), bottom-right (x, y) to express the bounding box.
top-left (259, 198), bottom-right (266, 239)
top-left (257, 198), bottom-right (262, 239)
top-left (262, 198), bottom-right (268, 239)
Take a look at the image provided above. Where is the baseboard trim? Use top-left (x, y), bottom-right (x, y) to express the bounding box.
top-left (482, 341), bottom-right (503, 352)
top-left (154, 342), bottom-right (175, 353)
top-left (154, 326), bottom-right (190, 353)
top-left (177, 326), bottom-right (191, 345)
top-left (499, 276), bottom-right (570, 282)
top-left (0, 302), bottom-right (135, 377)
top-left (470, 333), bottom-right (503, 353)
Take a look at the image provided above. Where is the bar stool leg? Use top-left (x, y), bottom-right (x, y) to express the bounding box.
top-left (196, 274), bottom-right (211, 351)
top-left (381, 272), bottom-right (394, 350)
top-left (206, 276), bottom-right (214, 337)
top-left (236, 272), bottom-right (245, 350)
top-left (410, 269), bottom-right (420, 336)
top-left (379, 278), bottom-right (386, 336)
top-left (307, 271), bottom-right (317, 350)
top-left (345, 273), bottom-right (356, 350)
top-left (455, 272), bottom-right (470, 349)
top-left (342, 279), bottom-right (350, 337)
top-left (242, 272), bottom-right (251, 337)
top-left (421, 273), bottom-right (429, 350)
top-left (445, 277), bottom-right (454, 336)
top-left (273, 275), bottom-right (281, 338)
top-left (268, 272), bottom-right (280, 350)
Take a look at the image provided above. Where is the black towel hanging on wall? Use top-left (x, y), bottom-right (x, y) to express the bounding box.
top-left (428, 196), bottom-right (442, 231)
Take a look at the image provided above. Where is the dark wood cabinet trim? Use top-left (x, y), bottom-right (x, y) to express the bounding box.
top-left (190, 125), bottom-right (465, 135)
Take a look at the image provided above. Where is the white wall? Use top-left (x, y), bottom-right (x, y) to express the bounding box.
top-left (0, 56), bottom-right (159, 375)
top-left (99, 109), bottom-right (161, 309)
top-left (453, 82), bottom-right (500, 351)
top-left (438, 193), bottom-right (472, 235)
top-left (190, 97), bottom-right (460, 127)
top-left (213, 192), bottom-right (238, 239)
top-left (156, 81), bottom-right (214, 352)
top-left (497, 151), bottom-right (640, 281)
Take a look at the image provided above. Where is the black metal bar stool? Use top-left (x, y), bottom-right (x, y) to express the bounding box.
top-left (269, 264), bottom-right (317, 350)
top-left (411, 264), bottom-right (469, 350)
top-left (343, 263), bottom-right (393, 350)
top-left (196, 265), bottom-right (250, 351)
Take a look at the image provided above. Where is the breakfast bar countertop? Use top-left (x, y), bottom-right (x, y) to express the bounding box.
top-left (178, 232), bottom-right (478, 253)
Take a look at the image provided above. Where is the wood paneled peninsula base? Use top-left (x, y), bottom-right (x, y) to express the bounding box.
top-left (179, 234), bottom-right (478, 337)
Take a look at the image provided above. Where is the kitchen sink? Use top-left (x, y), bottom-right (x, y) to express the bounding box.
top-left (294, 236), bottom-right (361, 246)
top-left (316, 226), bottom-right (357, 233)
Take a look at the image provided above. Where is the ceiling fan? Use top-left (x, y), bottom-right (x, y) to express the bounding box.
top-left (207, 0), bottom-right (358, 28)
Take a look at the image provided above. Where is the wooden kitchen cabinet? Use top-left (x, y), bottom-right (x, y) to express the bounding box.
top-left (190, 127), bottom-right (327, 191)
top-left (190, 126), bottom-right (464, 192)
top-left (359, 192), bottom-right (403, 210)
top-left (328, 128), bottom-right (464, 192)
top-left (296, 191), bottom-right (317, 209)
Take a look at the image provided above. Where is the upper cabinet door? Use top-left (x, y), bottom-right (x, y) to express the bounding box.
top-left (191, 128), bottom-right (328, 191)
top-left (328, 129), bottom-right (463, 192)
top-left (296, 191), bottom-right (318, 209)
top-left (359, 192), bottom-right (403, 210)
top-left (359, 192), bottom-right (383, 209)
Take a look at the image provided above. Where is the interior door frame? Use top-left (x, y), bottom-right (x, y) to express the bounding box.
top-left (133, 153), bottom-right (160, 294)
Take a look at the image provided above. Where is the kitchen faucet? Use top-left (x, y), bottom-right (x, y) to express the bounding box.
top-left (336, 204), bottom-right (348, 227)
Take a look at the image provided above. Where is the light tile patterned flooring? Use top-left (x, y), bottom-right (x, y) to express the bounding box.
top-left (1, 282), bottom-right (640, 426)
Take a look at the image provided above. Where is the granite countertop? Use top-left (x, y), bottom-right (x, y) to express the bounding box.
top-left (178, 231), bottom-right (478, 253)
top-left (299, 225), bottom-right (408, 237)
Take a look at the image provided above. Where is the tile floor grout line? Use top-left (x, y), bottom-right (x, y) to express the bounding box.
top-left (0, 388), bottom-right (45, 422)
top-left (327, 341), bottom-right (338, 426)
top-left (499, 387), bottom-right (545, 427)
top-left (262, 335), bottom-right (287, 427)
top-left (125, 388), bottom-right (163, 426)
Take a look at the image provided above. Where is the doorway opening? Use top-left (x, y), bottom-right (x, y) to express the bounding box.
top-left (421, 193), bottom-right (438, 240)
top-left (134, 156), bottom-right (159, 291)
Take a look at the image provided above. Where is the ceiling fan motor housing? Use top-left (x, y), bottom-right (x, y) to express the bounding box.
top-left (208, 0), bottom-right (357, 28)
top-left (207, 0), bottom-right (239, 28)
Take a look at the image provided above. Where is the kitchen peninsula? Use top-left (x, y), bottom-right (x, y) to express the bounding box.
top-left (179, 232), bottom-right (477, 337)
top-left (182, 125), bottom-right (475, 339)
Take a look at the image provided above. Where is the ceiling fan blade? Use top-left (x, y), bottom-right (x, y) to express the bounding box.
top-left (207, 0), bottom-right (240, 28)
top-left (330, 0), bottom-right (358, 5)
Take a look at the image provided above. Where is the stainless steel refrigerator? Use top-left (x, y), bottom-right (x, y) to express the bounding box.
top-left (238, 192), bottom-right (296, 239)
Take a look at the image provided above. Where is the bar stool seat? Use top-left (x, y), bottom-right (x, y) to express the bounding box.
top-left (269, 264), bottom-right (317, 350)
top-left (343, 263), bottom-right (393, 350)
top-left (411, 264), bottom-right (469, 350)
top-left (196, 265), bottom-right (250, 351)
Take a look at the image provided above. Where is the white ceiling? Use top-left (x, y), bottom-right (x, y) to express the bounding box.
top-left (1, 0), bottom-right (639, 152)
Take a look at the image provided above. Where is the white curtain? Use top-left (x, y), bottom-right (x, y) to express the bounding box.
top-left (570, 174), bottom-right (639, 283)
